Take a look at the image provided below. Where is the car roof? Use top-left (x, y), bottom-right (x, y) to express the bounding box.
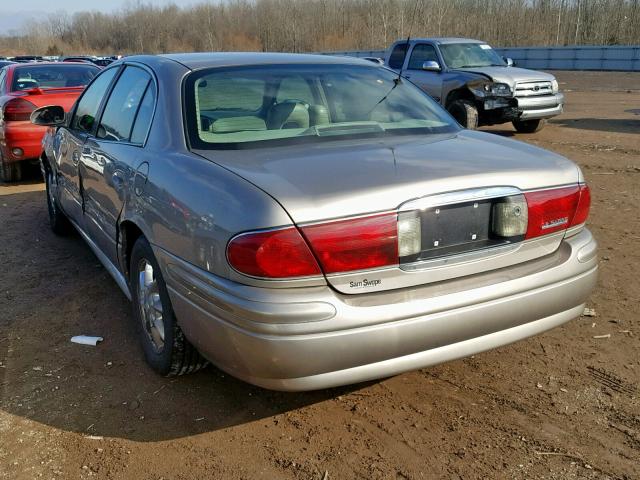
top-left (399, 37), bottom-right (485, 45)
top-left (128, 52), bottom-right (375, 70)
top-left (9, 61), bottom-right (99, 68)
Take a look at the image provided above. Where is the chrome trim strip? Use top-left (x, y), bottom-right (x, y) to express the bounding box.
top-left (524, 183), bottom-right (580, 193)
top-left (400, 242), bottom-right (520, 271)
top-left (399, 186), bottom-right (521, 212)
top-left (564, 223), bottom-right (586, 239)
top-left (297, 210), bottom-right (397, 227)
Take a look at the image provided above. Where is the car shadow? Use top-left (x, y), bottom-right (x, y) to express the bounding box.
top-left (0, 189), bottom-right (366, 442)
top-left (549, 117), bottom-right (640, 134)
top-left (482, 128), bottom-right (516, 137)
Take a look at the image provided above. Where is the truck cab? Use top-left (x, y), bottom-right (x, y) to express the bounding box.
top-left (385, 38), bottom-right (564, 133)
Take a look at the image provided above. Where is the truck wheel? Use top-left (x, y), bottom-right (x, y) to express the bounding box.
top-left (45, 168), bottom-right (72, 235)
top-left (512, 119), bottom-right (545, 133)
top-left (130, 237), bottom-right (208, 377)
top-left (0, 152), bottom-right (23, 182)
top-left (448, 99), bottom-right (478, 129)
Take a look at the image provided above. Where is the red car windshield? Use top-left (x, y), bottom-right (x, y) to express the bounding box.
top-left (11, 64), bottom-right (99, 91)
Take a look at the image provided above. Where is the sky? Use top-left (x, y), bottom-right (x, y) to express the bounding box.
top-left (0, 0), bottom-right (197, 33)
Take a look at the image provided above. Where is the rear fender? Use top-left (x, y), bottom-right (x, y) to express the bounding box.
top-left (116, 209), bottom-right (154, 281)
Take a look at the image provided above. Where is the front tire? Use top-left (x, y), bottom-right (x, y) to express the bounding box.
top-left (130, 237), bottom-right (208, 376)
top-left (512, 119), bottom-right (545, 133)
top-left (0, 151), bottom-right (23, 182)
top-left (447, 99), bottom-right (479, 130)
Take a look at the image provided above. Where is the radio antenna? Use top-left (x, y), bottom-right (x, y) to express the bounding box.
top-left (396, 0), bottom-right (422, 85)
top-left (364, 0), bottom-right (422, 117)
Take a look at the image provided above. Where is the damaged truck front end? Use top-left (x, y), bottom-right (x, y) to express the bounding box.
top-left (465, 78), bottom-right (519, 125)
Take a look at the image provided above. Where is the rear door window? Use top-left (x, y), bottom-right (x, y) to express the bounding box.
top-left (97, 66), bottom-right (151, 142)
top-left (130, 83), bottom-right (156, 144)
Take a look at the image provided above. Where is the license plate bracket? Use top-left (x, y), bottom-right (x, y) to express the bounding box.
top-left (399, 198), bottom-right (519, 264)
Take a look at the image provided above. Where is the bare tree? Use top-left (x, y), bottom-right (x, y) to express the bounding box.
top-left (1, 0), bottom-right (638, 56)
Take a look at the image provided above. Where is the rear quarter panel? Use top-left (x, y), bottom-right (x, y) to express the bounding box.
top-left (126, 150), bottom-right (298, 282)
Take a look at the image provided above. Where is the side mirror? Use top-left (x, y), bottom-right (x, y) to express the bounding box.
top-left (30, 105), bottom-right (65, 126)
top-left (422, 60), bottom-right (441, 72)
top-left (504, 57), bottom-right (514, 67)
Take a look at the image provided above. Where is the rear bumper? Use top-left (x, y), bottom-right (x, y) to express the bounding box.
top-left (157, 229), bottom-right (597, 391)
top-left (0, 121), bottom-right (47, 162)
top-left (516, 93), bottom-right (565, 120)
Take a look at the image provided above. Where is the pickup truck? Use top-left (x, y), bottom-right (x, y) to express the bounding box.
top-left (385, 38), bottom-right (564, 133)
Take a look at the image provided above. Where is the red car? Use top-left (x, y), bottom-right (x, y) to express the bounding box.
top-left (0, 62), bottom-right (99, 181)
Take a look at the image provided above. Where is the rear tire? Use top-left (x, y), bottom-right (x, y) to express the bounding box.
top-left (0, 151), bottom-right (23, 182)
top-left (447, 99), bottom-right (479, 130)
top-left (45, 168), bottom-right (72, 235)
top-left (512, 119), bottom-right (545, 133)
top-left (130, 237), bottom-right (208, 377)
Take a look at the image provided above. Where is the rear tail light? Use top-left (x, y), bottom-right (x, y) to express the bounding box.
top-left (3, 98), bottom-right (36, 122)
top-left (301, 213), bottom-right (398, 274)
top-left (228, 184), bottom-right (591, 280)
top-left (524, 184), bottom-right (590, 239)
top-left (227, 213), bottom-right (399, 279)
top-left (571, 184), bottom-right (591, 227)
top-left (227, 227), bottom-right (321, 278)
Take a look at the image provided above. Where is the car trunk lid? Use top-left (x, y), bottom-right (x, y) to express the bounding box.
top-left (9, 87), bottom-right (85, 111)
top-left (197, 130), bottom-right (582, 293)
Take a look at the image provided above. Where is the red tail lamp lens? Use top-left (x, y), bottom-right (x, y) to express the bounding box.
top-left (301, 213), bottom-right (398, 274)
top-left (571, 184), bottom-right (591, 227)
top-left (524, 185), bottom-right (589, 239)
top-left (227, 227), bottom-right (321, 278)
top-left (4, 98), bottom-right (36, 121)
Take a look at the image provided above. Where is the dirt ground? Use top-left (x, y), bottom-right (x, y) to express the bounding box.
top-left (1, 71), bottom-right (638, 480)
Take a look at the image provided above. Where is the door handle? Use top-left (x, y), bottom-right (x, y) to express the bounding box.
top-left (134, 162), bottom-right (149, 197)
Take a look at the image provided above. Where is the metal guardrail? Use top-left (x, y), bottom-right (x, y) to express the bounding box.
top-left (319, 50), bottom-right (387, 58)
top-left (319, 46), bottom-right (640, 71)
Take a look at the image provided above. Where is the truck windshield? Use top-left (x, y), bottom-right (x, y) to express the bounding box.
top-left (440, 43), bottom-right (506, 69)
top-left (184, 63), bottom-right (458, 149)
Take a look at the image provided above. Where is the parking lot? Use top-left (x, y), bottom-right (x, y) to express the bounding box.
top-left (0, 71), bottom-right (638, 479)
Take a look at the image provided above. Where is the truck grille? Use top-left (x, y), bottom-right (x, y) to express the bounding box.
top-left (515, 81), bottom-right (553, 97)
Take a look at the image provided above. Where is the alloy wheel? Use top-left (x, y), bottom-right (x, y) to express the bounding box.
top-left (137, 259), bottom-right (165, 353)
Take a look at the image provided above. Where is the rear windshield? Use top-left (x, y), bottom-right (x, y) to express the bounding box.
top-left (11, 64), bottom-right (99, 91)
top-left (184, 63), bottom-right (458, 149)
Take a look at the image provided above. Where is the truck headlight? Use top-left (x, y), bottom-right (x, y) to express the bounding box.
top-left (469, 81), bottom-right (512, 98)
top-left (551, 79), bottom-right (559, 94)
